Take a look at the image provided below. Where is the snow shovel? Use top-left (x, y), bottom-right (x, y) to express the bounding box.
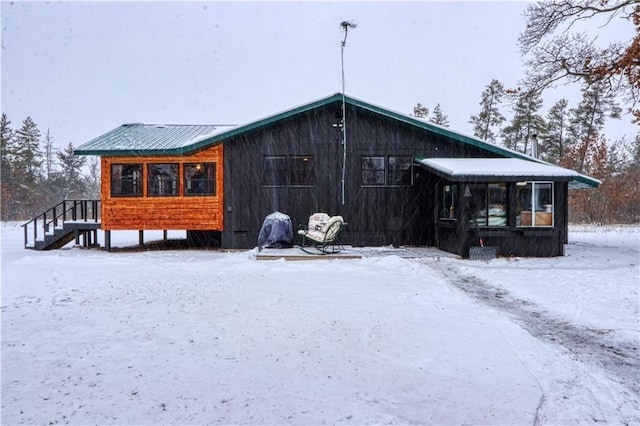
top-left (469, 215), bottom-right (497, 261)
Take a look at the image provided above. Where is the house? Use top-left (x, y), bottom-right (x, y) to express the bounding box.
top-left (70, 93), bottom-right (599, 257)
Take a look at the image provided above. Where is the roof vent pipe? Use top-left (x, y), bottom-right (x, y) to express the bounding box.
top-left (531, 133), bottom-right (539, 159)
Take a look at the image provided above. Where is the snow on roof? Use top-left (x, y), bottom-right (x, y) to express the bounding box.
top-left (416, 157), bottom-right (576, 177)
top-left (415, 158), bottom-right (600, 188)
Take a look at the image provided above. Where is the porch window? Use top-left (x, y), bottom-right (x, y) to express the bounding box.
top-left (441, 184), bottom-right (458, 219)
top-left (111, 164), bottom-right (142, 197)
top-left (289, 156), bottom-right (315, 186)
top-left (148, 163), bottom-right (178, 197)
top-left (517, 182), bottom-right (553, 227)
top-left (387, 156), bottom-right (413, 186)
top-left (184, 163), bottom-right (216, 196)
top-left (468, 183), bottom-right (508, 226)
top-left (361, 156), bottom-right (385, 186)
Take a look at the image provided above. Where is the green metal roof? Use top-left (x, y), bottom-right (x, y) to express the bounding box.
top-left (74, 124), bottom-right (235, 156)
top-left (75, 93), bottom-right (600, 188)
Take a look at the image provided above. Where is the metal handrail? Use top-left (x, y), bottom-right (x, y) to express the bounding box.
top-left (22, 199), bottom-right (101, 248)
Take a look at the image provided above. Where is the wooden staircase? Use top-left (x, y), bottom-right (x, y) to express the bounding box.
top-left (22, 200), bottom-right (101, 250)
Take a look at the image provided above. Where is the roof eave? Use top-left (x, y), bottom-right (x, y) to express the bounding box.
top-left (74, 147), bottom-right (192, 157)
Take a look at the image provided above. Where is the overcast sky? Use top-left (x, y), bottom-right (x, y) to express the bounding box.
top-left (1, 1), bottom-right (636, 152)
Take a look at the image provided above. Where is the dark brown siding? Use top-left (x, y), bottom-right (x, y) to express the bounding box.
top-left (222, 101), bottom-right (493, 249)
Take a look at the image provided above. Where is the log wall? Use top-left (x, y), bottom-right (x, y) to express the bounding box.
top-left (101, 145), bottom-right (224, 230)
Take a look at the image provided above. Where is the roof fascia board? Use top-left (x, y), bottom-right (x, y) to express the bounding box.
top-left (413, 157), bottom-right (597, 188)
top-left (345, 96), bottom-right (534, 161)
top-left (74, 93), bottom-right (344, 157)
top-left (73, 93), bottom-right (601, 189)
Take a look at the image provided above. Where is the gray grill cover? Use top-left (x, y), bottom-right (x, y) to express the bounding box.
top-left (257, 212), bottom-right (293, 249)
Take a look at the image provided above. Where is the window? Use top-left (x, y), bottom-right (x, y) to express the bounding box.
top-left (111, 164), bottom-right (142, 197)
top-left (441, 184), bottom-right (458, 219)
top-left (184, 163), bottom-right (216, 196)
top-left (262, 156), bottom-right (316, 186)
top-left (289, 156), bottom-right (315, 186)
top-left (468, 183), bottom-right (508, 226)
top-left (387, 156), bottom-right (413, 186)
top-left (262, 156), bottom-right (288, 186)
top-left (361, 156), bottom-right (413, 187)
top-left (148, 164), bottom-right (178, 197)
top-left (517, 182), bottom-right (553, 227)
top-left (361, 156), bottom-right (385, 186)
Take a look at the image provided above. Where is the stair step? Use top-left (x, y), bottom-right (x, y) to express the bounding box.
top-left (22, 200), bottom-right (101, 250)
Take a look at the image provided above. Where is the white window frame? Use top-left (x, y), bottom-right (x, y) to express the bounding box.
top-left (517, 181), bottom-right (554, 227)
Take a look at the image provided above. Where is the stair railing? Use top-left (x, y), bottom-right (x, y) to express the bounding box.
top-left (22, 200), bottom-right (101, 249)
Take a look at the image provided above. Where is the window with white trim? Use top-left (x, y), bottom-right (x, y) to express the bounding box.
top-left (517, 182), bottom-right (553, 227)
top-left (441, 184), bottom-right (458, 219)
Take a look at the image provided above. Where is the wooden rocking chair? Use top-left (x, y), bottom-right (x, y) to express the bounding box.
top-left (298, 214), bottom-right (345, 254)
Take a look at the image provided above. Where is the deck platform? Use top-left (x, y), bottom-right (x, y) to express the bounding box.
top-left (256, 246), bottom-right (362, 261)
top-left (255, 245), bottom-right (458, 261)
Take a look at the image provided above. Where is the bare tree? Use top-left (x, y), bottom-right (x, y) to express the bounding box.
top-left (86, 156), bottom-right (100, 198)
top-left (43, 128), bottom-right (55, 180)
top-left (412, 103), bottom-right (429, 119)
top-left (519, 0), bottom-right (640, 120)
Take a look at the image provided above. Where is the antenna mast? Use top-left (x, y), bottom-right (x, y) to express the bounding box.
top-left (340, 20), bottom-right (356, 206)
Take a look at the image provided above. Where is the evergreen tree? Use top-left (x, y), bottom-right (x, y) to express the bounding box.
top-left (430, 104), bottom-right (450, 127)
top-left (12, 116), bottom-right (43, 183)
top-left (1, 113), bottom-right (13, 179)
top-left (567, 80), bottom-right (622, 172)
top-left (56, 142), bottom-right (87, 199)
top-left (413, 103), bottom-right (429, 118)
top-left (569, 80), bottom-right (621, 141)
top-left (501, 89), bottom-right (546, 155)
top-left (1, 113), bottom-right (13, 166)
top-left (1, 114), bottom-right (15, 220)
top-left (540, 99), bottom-right (570, 164)
top-left (469, 79), bottom-right (506, 143)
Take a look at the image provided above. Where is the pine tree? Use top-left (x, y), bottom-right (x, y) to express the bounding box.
top-left (569, 80), bottom-right (621, 141)
top-left (1, 114), bottom-right (15, 220)
top-left (56, 142), bottom-right (87, 199)
top-left (413, 103), bottom-right (429, 118)
top-left (430, 104), bottom-right (450, 127)
top-left (540, 99), bottom-right (570, 164)
top-left (567, 80), bottom-right (622, 172)
top-left (469, 79), bottom-right (506, 143)
top-left (1, 113), bottom-right (13, 165)
top-left (12, 116), bottom-right (43, 183)
top-left (1, 113), bottom-right (13, 178)
top-left (501, 89), bottom-right (546, 155)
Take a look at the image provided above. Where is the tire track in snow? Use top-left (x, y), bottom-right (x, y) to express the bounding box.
top-left (421, 258), bottom-right (640, 398)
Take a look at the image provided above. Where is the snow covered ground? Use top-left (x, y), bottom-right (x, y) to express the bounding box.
top-left (1, 223), bottom-right (638, 425)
